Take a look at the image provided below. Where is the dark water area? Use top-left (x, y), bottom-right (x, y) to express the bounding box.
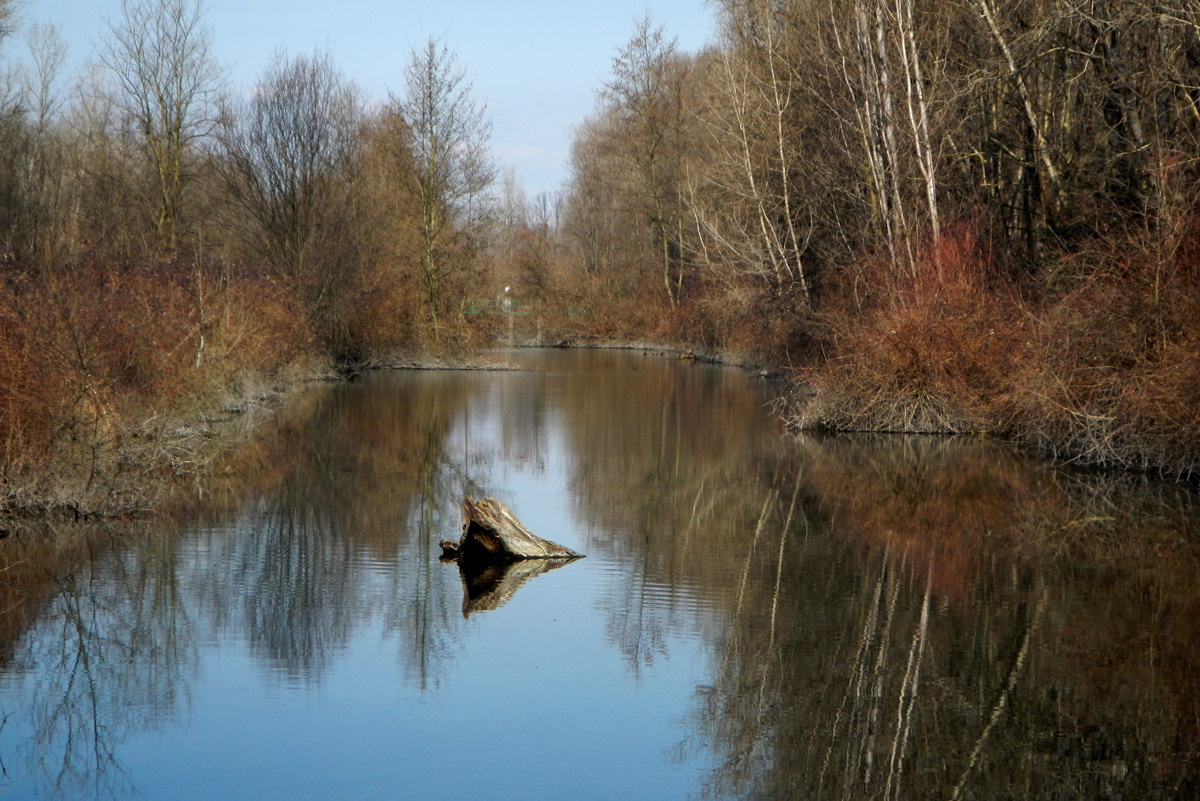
top-left (1, 349), bottom-right (1198, 800)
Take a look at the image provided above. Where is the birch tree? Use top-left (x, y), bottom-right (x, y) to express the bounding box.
top-left (707, 0), bottom-right (816, 298)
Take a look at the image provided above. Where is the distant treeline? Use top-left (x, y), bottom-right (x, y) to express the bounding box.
top-left (552, 1), bottom-right (1200, 477)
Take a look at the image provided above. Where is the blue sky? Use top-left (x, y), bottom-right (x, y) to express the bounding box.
top-left (18, 0), bottom-right (717, 198)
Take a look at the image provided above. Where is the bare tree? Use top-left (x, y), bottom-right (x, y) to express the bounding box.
top-left (563, 117), bottom-right (622, 279)
top-left (392, 37), bottom-right (494, 326)
top-left (563, 110), bottom-right (660, 294)
top-left (218, 49), bottom-right (362, 310)
top-left (13, 24), bottom-right (72, 265)
top-left (706, 0), bottom-right (818, 297)
top-left (0, 0), bottom-right (14, 49)
top-left (60, 64), bottom-right (149, 258)
top-left (0, 18), bottom-right (78, 266)
top-left (20, 23), bottom-right (68, 129)
top-left (100, 0), bottom-right (222, 250)
top-left (602, 15), bottom-right (690, 306)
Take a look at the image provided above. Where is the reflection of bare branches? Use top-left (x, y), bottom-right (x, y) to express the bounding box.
top-left (691, 428), bottom-right (1200, 801)
top-left (383, 495), bottom-right (460, 693)
top-left (0, 711), bottom-right (11, 789)
top-left (384, 416), bottom-right (472, 692)
top-left (758, 472), bottom-right (803, 721)
top-left (884, 567), bottom-right (930, 801)
top-left (237, 503), bottom-right (356, 680)
top-left (827, 549), bottom-right (903, 798)
top-left (562, 355), bottom-right (787, 678)
top-left (726, 488), bottom-right (777, 669)
top-left (948, 586), bottom-right (1045, 801)
top-left (193, 369), bottom-right (486, 692)
top-left (17, 549), bottom-right (195, 800)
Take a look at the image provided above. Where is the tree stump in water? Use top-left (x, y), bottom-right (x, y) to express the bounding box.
top-left (440, 496), bottom-right (584, 561)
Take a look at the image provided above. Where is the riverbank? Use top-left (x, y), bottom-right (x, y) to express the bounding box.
top-left (0, 261), bottom-right (301, 520)
top-left (3, 307), bottom-right (1192, 532)
top-left (0, 358), bottom-right (333, 523)
top-left (0, 258), bottom-right (487, 524)
top-left (511, 269), bottom-right (1199, 483)
top-left (0, 342), bottom-right (522, 527)
top-left (777, 245), bottom-right (1200, 481)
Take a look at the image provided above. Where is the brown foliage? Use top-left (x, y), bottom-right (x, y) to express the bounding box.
top-left (0, 258), bottom-right (311, 514)
top-left (793, 209), bottom-right (1200, 476)
top-left (550, 0), bottom-right (1200, 479)
top-left (338, 270), bottom-right (423, 358)
top-left (1007, 218), bottom-right (1200, 475)
top-left (796, 223), bottom-right (1030, 433)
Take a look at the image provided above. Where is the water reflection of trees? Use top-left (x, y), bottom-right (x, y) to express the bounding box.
top-left (8, 528), bottom-right (196, 799)
top-left (662, 434), bottom-right (1200, 800)
top-left (540, 358), bottom-right (1200, 799)
top-left (1, 369), bottom-right (493, 796)
top-left (555, 353), bottom-right (790, 673)
top-left (190, 371), bottom-right (488, 688)
top-left (3, 354), bottom-right (1198, 800)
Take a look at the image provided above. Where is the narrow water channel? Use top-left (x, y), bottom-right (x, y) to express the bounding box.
top-left (1, 349), bottom-right (1197, 800)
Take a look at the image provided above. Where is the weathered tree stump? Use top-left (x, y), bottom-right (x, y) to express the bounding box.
top-left (441, 496), bottom-right (584, 562)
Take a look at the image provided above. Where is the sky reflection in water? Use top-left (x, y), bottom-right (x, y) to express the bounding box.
top-left (1, 349), bottom-right (1198, 800)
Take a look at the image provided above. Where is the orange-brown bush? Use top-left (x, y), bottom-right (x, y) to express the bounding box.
top-left (337, 269), bottom-right (424, 359)
top-left (0, 258), bottom-right (313, 514)
top-left (0, 277), bottom-right (72, 473)
top-left (790, 213), bottom-right (1200, 477)
top-left (1006, 222), bottom-right (1200, 476)
top-left (668, 290), bottom-right (749, 353)
top-left (794, 224), bottom-right (1031, 433)
top-left (655, 274), bottom-right (811, 362)
top-left (536, 268), bottom-right (667, 344)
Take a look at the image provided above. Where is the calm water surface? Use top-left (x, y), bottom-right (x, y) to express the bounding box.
top-left (1, 350), bottom-right (1198, 799)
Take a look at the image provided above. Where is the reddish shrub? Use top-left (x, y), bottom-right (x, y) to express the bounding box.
top-left (0, 257), bottom-right (313, 503)
top-left (1006, 224), bottom-right (1200, 475)
top-left (793, 209), bottom-right (1200, 476)
top-left (796, 223), bottom-right (1029, 433)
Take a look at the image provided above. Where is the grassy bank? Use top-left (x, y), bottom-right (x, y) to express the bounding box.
top-left (0, 259), bottom-right (326, 519)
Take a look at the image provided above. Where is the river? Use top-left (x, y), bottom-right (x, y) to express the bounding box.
top-left (0, 349), bottom-right (1197, 799)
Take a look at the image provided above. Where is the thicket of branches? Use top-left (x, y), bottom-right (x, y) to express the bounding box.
top-left (554, 2), bottom-right (1200, 476)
